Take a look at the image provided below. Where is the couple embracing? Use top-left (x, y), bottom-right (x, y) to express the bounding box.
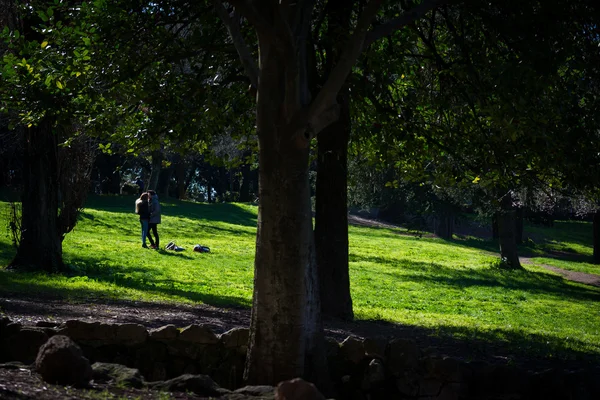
top-left (134, 190), bottom-right (161, 249)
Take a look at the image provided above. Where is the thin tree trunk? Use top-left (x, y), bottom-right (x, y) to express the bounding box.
top-left (515, 207), bottom-right (524, 245)
top-left (175, 157), bottom-right (187, 199)
top-left (434, 204), bottom-right (454, 239)
top-left (148, 149), bottom-right (162, 191)
top-left (593, 209), bottom-right (600, 264)
top-left (9, 120), bottom-right (64, 272)
top-left (492, 213), bottom-right (499, 240)
top-left (244, 35), bottom-right (328, 388)
top-left (497, 193), bottom-right (522, 269)
top-left (239, 163), bottom-right (252, 202)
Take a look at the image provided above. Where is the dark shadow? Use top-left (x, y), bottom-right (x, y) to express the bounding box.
top-left (84, 195), bottom-right (258, 228)
top-left (0, 292), bottom-right (250, 333)
top-left (0, 266), bottom-right (250, 310)
top-left (0, 240), bottom-right (16, 267)
top-left (349, 255), bottom-right (600, 303)
top-left (325, 317), bottom-right (600, 372)
top-left (57, 253), bottom-right (250, 308)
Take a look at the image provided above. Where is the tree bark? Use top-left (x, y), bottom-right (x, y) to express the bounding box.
top-left (497, 193), bottom-right (522, 269)
top-left (243, 33), bottom-right (328, 388)
top-left (148, 149), bottom-right (162, 191)
top-left (175, 156), bottom-right (187, 199)
top-left (492, 213), bottom-right (499, 240)
top-left (515, 207), bottom-right (524, 245)
top-left (315, 90), bottom-right (353, 321)
top-left (239, 162), bottom-right (252, 202)
top-left (313, 0), bottom-right (354, 322)
top-left (9, 120), bottom-right (64, 272)
top-left (593, 209), bottom-right (600, 264)
top-left (434, 204), bottom-right (454, 239)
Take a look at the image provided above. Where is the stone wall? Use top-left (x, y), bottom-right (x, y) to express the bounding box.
top-left (1, 317), bottom-right (598, 399)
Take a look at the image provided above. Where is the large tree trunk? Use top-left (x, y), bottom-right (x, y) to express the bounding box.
top-left (9, 120), bottom-right (64, 272)
top-left (314, 0), bottom-right (353, 322)
top-left (244, 35), bottom-right (328, 388)
top-left (497, 193), bottom-right (522, 269)
top-left (593, 209), bottom-right (600, 264)
top-left (315, 91), bottom-right (353, 321)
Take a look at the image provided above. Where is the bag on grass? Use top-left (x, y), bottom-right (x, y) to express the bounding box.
top-left (166, 241), bottom-right (185, 251)
top-left (193, 244), bottom-right (210, 253)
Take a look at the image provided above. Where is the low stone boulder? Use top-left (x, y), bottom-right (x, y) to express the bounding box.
top-left (234, 385), bottom-right (275, 397)
top-left (2, 326), bottom-right (49, 364)
top-left (35, 335), bottom-right (92, 387)
top-left (92, 362), bottom-right (144, 388)
top-left (149, 373), bottom-right (229, 396)
top-left (179, 324), bottom-right (219, 344)
top-left (149, 324), bottom-right (179, 340)
top-left (275, 378), bottom-right (326, 400)
top-left (220, 327), bottom-right (249, 348)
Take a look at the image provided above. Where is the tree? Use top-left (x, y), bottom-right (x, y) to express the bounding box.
top-left (213, 0), bottom-right (448, 386)
top-left (314, 0), bottom-right (353, 321)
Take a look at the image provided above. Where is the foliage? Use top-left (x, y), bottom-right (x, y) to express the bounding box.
top-left (0, 196), bottom-right (599, 360)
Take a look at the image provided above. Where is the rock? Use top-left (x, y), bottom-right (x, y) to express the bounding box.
top-left (2, 322), bottom-right (22, 338)
top-left (0, 316), bottom-right (12, 332)
top-left (149, 373), bottom-right (229, 396)
top-left (115, 323), bottom-right (147, 345)
top-left (149, 324), bottom-right (179, 340)
top-left (275, 378), bottom-right (326, 400)
top-left (3, 327), bottom-right (49, 364)
top-left (387, 338), bottom-right (420, 374)
top-left (179, 324), bottom-right (219, 344)
top-left (235, 385), bottom-right (275, 396)
top-left (35, 335), bottom-right (92, 387)
top-left (220, 327), bottom-right (249, 348)
top-left (57, 320), bottom-right (116, 343)
top-left (363, 336), bottom-right (388, 358)
top-left (363, 358), bottom-right (386, 388)
top-left (425, 356), bottom-right (462, 382)
top-left (339, 336), bottom-right (365, 364)
top-left (92, 362), bottom-right (144, 388)
top-left (35, 321), bottom-right (59, 328)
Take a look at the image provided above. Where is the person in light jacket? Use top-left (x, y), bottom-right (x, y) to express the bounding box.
top-left (135, 192), bottom-right (152, 248)
top-left (147, 190), bottom-right (161, 249)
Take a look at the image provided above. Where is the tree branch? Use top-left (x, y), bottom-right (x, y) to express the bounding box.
top-left (297, 0), bottom-right (383, 142)
top-left (213, 0), bottom-right (259, 89)
top-left (364, 0), bottom-right (448, 47)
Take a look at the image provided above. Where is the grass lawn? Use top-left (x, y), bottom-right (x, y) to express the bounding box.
top-left (1, 194), bottom-right (599, 362)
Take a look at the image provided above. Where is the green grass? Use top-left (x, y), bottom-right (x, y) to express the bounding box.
top-left (520, 220), bottom-right (600, 275)
top-left (1, 195), bottom-right (600, 362)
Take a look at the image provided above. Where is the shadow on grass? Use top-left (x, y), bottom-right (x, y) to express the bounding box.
top-left (331, 316), bottom-right (600, 370)
top-left (350, 255), bottom-right (600, 303)
top-left (0, 240), bottom-right (16, 267)
top-left (63, 252), bottom-right (250, 308)
top-left (83, 195), bottom-right (257, 228)
top-left (0, 266), bottom-right (250, 310)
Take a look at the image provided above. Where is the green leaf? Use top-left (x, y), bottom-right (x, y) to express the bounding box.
top-left (41, 41), bottom-right (49, 49)
top-left (56, 81), bottom-right (64, 89)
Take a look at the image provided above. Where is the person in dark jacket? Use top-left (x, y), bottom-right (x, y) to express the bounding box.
top-left (147, 190), bottom-right (161, 249)
top-left (135, 192), bottom-right (154, 248)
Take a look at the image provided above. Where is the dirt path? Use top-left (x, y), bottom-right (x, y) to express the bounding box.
top-left (520, 257), bottom-right (600, 288)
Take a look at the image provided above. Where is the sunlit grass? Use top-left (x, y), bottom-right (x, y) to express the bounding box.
top-left (0, 195), bottom-right (599, 361)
